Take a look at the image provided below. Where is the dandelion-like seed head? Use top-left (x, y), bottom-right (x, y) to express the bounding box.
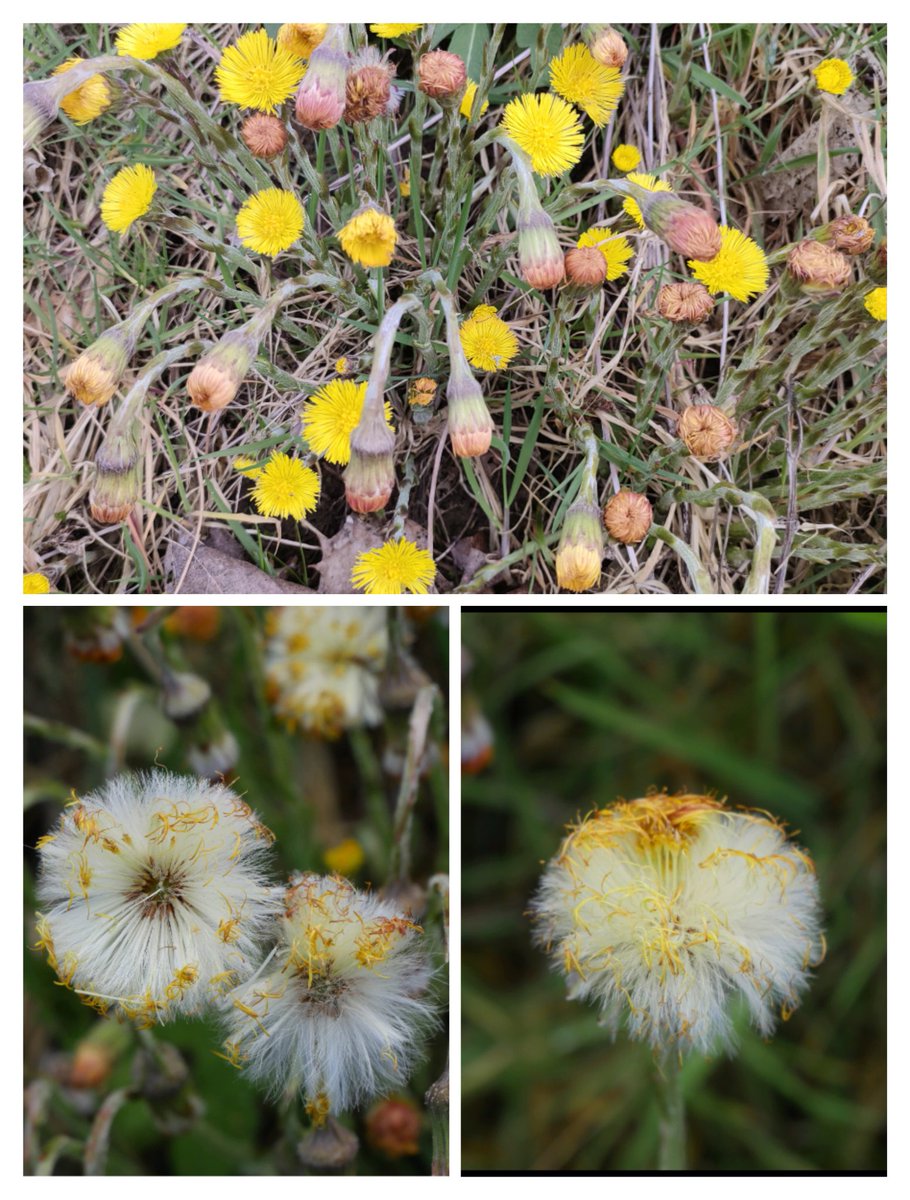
top-left (576, 227), bottom-right (634, 280)
top-left (216, 29), bottom-right (304, 113)
top-left (864, 287), bottom-right (886, 321)
top-left (100, 164), bottom-right (156, 234)
top-left (338, 207), bottom-right (398, 267)
top-left (532, 792), bottom-right (824, 1053)
top-left (352, 538), bottom-right (437, 595)
top-left (35, 771), bottom-right (278, 1025)
top-left (263, 608), bottom-right (388, 737)
top-left (501, 93), bottom-right (585, 177)
top-left (549, 44), bottom-right (625, 128)
top-left (459, 305), bottom-right (519, 372)
top-left (301, 380), bottom-right (394, 466)
top-left (813, 57), bottom-right (854, 95)
top-left (115, 24), bottom-right (186, 60)
top-left (222, 873), bottom-right (434, 1114)
top-left (251, 452), bottom-right (320, 521)
top-left (236, 187), bottom-right (304, 257)
top-left (622, 172), bottom-right (671, 228)
top-left (689, 226), bottom-right (769, 302)
top-left (53, 57), bottom-right (112, 124)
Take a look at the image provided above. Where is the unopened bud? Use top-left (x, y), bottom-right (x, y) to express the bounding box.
top-left (418, 50), bottom-right (467, 106)
top-left (518, 209), bottom-right (565, 289)
top-left (187, 331), bottom-right (258, 413)
top-left (241, 112), bottom-right (287, 159)
top-left (588, 25), bottom-right (628, 69)
top-left (89, 422), bottom-right (141, 524)
top-left (295, 24), bottom-right (348, 130)
top-left (345, 396), bottom-right (396, 512)
top-left (678, 404), bottom-right (736, 461)
top-left (65, 328), bottom-right (131, 407)
top-left (564, 246), bottom-right (607, 287)
top-left (297, 1115), bottom-right (359, 1171)
top-left (556, 501), bottom-right (603, 592)
top-left (446, 358), bottom-right (494, 457)
top-left (603, 490), bottom-right (652, 543)
top-left (612, 179), bottom-right (722, 261)
top-left (366, 1097), bottom-right (421, 1158)
top-left (787, 239), bottom-right (852, 295)
top-left (657, 281), bottom-right (715, 323)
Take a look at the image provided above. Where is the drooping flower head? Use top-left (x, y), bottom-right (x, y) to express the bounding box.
top-left (338, 207), bottom-right (397, 268)
top-left (301, 379), bottom-right (394, 466)
top-left (216, 29), bottom-right (305, 113)
top-left (352, 538), bottom-right (437, 595)
top-left (115, 24), bottom-right (186, 60)
top-left (813, 58), bottom-right (854, 95)
top-left (52, 57), bottom-right (112, 124)
top-left (689, 226), bottom-right (769, 302)
top-left (263, 608), bottom-right (388, 736)
top-left (221, 873), bottom-right (435, 1116)
top-left (34, 771), bottom-right (278, 1025)
top-left (236, 187), bottom-right (304, 257)
top-left (621, 171), bottom-right (671, 228)
top-left (576, 228), bottom-right (634, 280)
top-left (251, 453), bottom-right (320, 521)
top-left (459, 305), bottom-right (519, 372)
top-left (295, 23), bottom-right (349, 130)
top-left (100, 164), bottom-right (156, 234)
top-left (532, 792), bottom-right (824, 1053)
top-left (501, 92), bottom-right (585, 176)
top-left (549, 44), bottom-right (624, 128)
top-left (556, 500), bottom-right (603, 593)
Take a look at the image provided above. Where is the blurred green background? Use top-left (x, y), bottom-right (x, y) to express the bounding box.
top-left (24, 605), bottom-right (448, 1176)
top-left (461, 610), bottom-right (885, 1171)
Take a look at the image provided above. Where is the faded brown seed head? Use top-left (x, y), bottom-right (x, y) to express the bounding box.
top-left (826, 214), bottom-right (875, 255)
top-left (678, 404), bottom-right (737, 461)
top-left (564, 246), bottom-right (607, 287)
top-left (241, 113), bottom-right (287, 159)
top-left (418, 50), bottom-right (467, 103)
top-left (603, 490), bottom-right (653, 543)
top-left (787, 239), bottom-right (852, 294)
top-left (657, 282), bottom-right (715, 323)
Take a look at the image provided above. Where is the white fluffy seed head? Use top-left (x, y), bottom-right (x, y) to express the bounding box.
top-left (264, 608), bottom-right (388, 737)
top-left (222, 872), bottom-right (435, 1115)
top-left (35, 771), bottom-right (279, 1026)
top-left (532, 792), bottom-right (824, 1054)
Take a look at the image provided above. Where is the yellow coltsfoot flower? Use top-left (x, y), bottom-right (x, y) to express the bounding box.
top-left (236, 187), bottom-right (304, 257)
top-left (813, 57), bottom-right (854, 95)
top-left (370, 24), bottom-right (422, 37)
top-left (277, 24), bottom-right (328, 61)
top-left (352, 538), bottom-right (437, 595)
top-left (23, 572), bottom-right (51, 594)
top-left (501, 93), bottom-right (585, 176)
top-left (251, 453), bottom-right (320, 520)
top-left (301, 379), bottom-right (394, 466)
top-left (338, 207), bottom-right (397, 268)
top-left (115, 24), bottom-right (186, 60)
top-left (611, 143), bottom-right (641, 172)
top-left (549, 44), bottom-right (624, 128)
top-left (52, 57), bottom-right (112, 124)
top-left (688, 226), bottom-right (769, 302)
top-left (864, 287), bottom-right (886, 321)
top-left (217, 29), bottom-right (305, 112)
top-left (460, 80), bottom-right (489, 119)
top-left (100, 164), bottom-right (156, 234)
top-left (459, 306), bottom-right (519, 372)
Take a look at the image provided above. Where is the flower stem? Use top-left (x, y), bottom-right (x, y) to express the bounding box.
top-left (656, 1056), bottom-right (686, 1171)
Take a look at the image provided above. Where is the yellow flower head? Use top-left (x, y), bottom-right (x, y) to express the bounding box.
top-left (370, 24), bottom-right (422, 37)
top-left (399, 166), bottom-right (411, 197)
top-left (459, 305), bottom-right (519, 372)
top-left (813, 58), bottom-right (854, 96)
top-left (323, 838), bottom-right (365, 875)
top-left (549, 44), bottom-right (624, 128)
top-left (100, 164), bottom-right (156, 234)
top-left (689, 226), bottom-right (770, 303)
top-left (863, 287), bottom-right (886, 321)
top-left (216, 29), bottom-right (305, 113)
top-left (23, 572), bottom-right (51, 594)
top-left (115, 24), bottom-right (186, 60)
top-left (622, 172), bottom-right (672, 228)
top-left (53, 57), bottom-right (112, 124)
top-left (301, 380), bottom-right (395, 466)
top-left (576, 228), bottom-right (634, 280)
top-left (236, 188), bottom-right (304, 257)
top-left (252, 453), bottom-right (320, 521)
top-left (338, 208), bottom-right (397, 268)
top-left (460, 80), bottom-right (489, 119)
top-left (611, 143), bottom-right (641, 172)
top-left (277, 24), bottom-right (328, 61)
top-left (501, 92), bottom-right (584, 176)
top-left (352, 538), bottom-right (436, 595)
top-left (233, 455), bottom-right (263, 479)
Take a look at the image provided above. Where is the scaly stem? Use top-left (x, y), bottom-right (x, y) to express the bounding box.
top-left (656, 1056), bottom-right (686, 1171)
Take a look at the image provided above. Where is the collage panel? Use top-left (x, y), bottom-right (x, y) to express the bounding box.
top-left (24, 605), bottom-right (449, 1176)
top-left (461, 609), bottom-right (885, 1173)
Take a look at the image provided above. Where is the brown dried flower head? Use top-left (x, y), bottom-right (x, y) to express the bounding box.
top-left (345, 49), bottom-right (395, 123)
top-left (657, 281), bottom-right (715, 324)
top-left (418, 50), bottom-right (467, 103)
top-left (678, 404), bottom-right (737, 461)
top-left (590, 26), bottom-right (628, 69)
top-left (825, 214), bottom-right (874, 255)
top-left (407, 377), bottom-right (437, 407)
top-left (787, 239), bottom-right (852, 294)
top-left (241, 113), bottom-right (287, 160)
top-left (564, 246), bottom-right (607, 287)
top-left (603, 490), bottom-right (653, 543)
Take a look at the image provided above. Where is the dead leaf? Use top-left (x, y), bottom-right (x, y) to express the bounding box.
top-left (163, 531), bottom-right (313, 595)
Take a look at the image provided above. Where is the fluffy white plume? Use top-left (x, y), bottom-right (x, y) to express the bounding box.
top-left (35, 771), bottom-right (278, 1025)
top-left (221, 873), bottom-right (435, 1116)
top-left (532, 793), bottom-right (824, 1053)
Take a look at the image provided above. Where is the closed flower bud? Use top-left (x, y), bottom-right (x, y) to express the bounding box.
top-left (366, 1097), bottom-right (421, 1158)
top-left (408, 377), bottom-right (437, 407)
top-left (823, 214), bottom-right (874, 255)
top-left (603, 490), bottom-right (652, 543)
top-left (345, 48), bottom-right (395, 123)
top-left (657, 281), bottom-right (715, 323)
top-left (418, 50), bottom-right (467, 105)
top-left (240, 112), bottom-right (287, 159)
top-left (787, 239), bottom-right (852, 295)
top-left (519, 210), bottom-right (565, 289)
top-left (187, 330), bottom-right (259, 413)
top-left (65, 328), bottom-right (131, 407)
top-left (611, 179), bottom-right (722, 261)
top-left (89, 422), bottom-right (141, 524)
top-left (298, 1117), bottom-right (359, 1171)
top-left (446, 358), bottom-right (494, 457)
top-left (345, 395), bottom-right (397, 512)
top-left (295, 23), bottom-right (349, 130)
top-left (556, 501), bottom-right (604, 592)
top-left (588, 25), bottom-right (628, 69)
top-left (565, 246), bottom-right (607, 287)
top-left (678, 404), bottom-right (736, 461)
